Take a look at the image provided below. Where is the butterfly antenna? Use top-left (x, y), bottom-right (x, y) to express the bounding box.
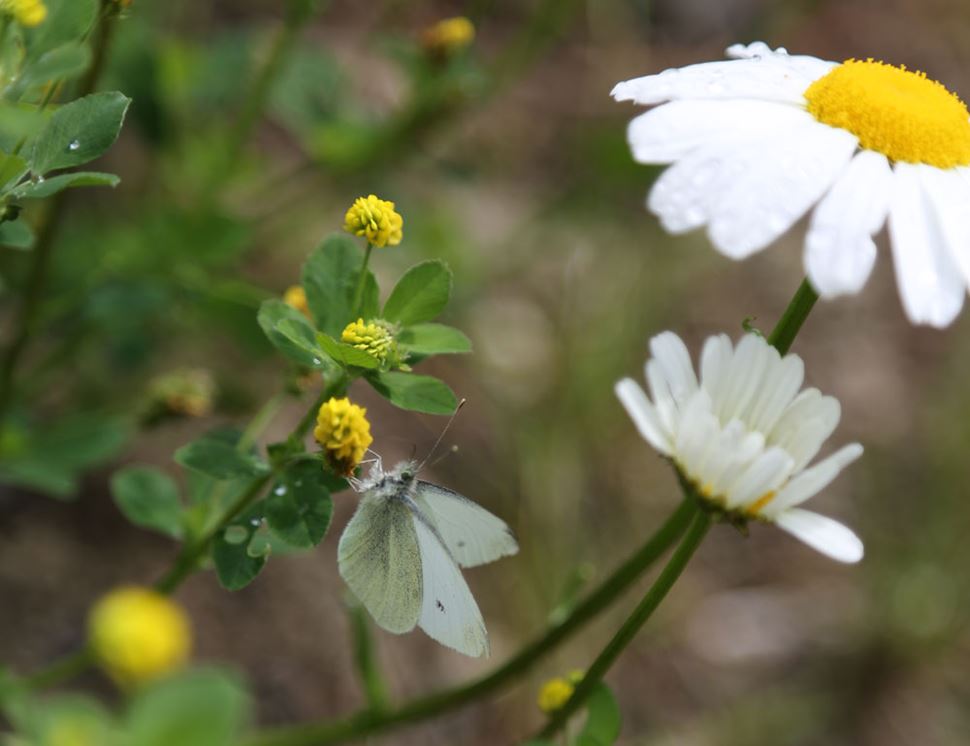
top-left (428, 444), bottom-right (459, 469)
top-left (417, 398), bottom-right (466, 472)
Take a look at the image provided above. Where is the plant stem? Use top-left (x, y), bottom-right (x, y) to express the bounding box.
top-left (766, 278), bottom-right (819, 355)
top-left (0, 3), bottom-right (116, 423)
top-left (349, 602), bottom-right (389, 712)
top-left (536, 510), bottom-right (712, 738)
top-left (350, 243), bottom-right (373, 318)
top-left (22, 647), bottom-right (94, 690)
top-left (242, 496), bottom-right (698, 746)
top-left (238, 390), bottom-right (288, 453)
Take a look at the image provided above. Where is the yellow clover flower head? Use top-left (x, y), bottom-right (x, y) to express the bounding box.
top-left (2, 0), bottom-right (46, 26)
top-left (537, 676), bottom-right (575, 713)
top-left (422, 16), bottom-right (475, 57)
top-left (343, 194), bottom-right (403, 248)
top-left (314, 396), bottom-right (373, 475)
top-left (283, 284), bottom-right (312, 320)
top-left (88, 586), bottom-right (191, 687)
top-left (341, 318), bottom-right (397, 366)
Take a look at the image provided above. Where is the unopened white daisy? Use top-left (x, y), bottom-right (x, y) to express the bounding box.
top-left (617, 331), bottom-right (863, 563)
top-left (613, 41), bottom-right (970, 327)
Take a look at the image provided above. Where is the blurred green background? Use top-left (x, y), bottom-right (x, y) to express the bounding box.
top-left (3, 0), bottom-right (970, 743)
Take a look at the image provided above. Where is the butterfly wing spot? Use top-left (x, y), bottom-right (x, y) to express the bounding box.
top-left (436, 599), bottom-right (445, 612)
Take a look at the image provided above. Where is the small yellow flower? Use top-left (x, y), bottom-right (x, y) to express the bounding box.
top-left (343, 194), bottom-right (403, 248)
top-left (341, 318), bottom-right (397, 366)
top-left (283, 284), bottom-right (312, 320)
top-left (537, 676), bottom-right (575, 713)
top-left (88, 586), bottom-right (191, 687)
top-left (3, 0), bottom-right (47, 26)
top-left (314, 396), bottom-right (373, 475)
top-left (422, 16), bottom-right (475, 57)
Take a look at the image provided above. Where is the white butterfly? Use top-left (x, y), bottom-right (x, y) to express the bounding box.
top-left (338, 459), bottom-right (519, 657)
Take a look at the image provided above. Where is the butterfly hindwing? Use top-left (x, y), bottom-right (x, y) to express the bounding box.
top-left (410, 507), bottom-right (489, 657)
top-left (337, 491), bottom-right (422, 634)
top-left (413, 481), bottom-right (519, 568)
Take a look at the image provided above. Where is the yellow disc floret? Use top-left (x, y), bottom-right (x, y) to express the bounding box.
top-left (422, 17), bottom-right (475, 56)
top-left (88, 586), bottom-right (191, 687)
top-left (805, 59), bottom-right (970, 168)
top-left (283, 284), bottom-right (312, 320)
top-left (2, 0), bottom-right (47, 26)
top-left (314, 396), bottom-right (373, 475)
top-left (341, 318), bottom-right (396, 365)
top-left (343, 194), bottom-right (403, 248)
top-left (537, 676), bottom-right (575, 713)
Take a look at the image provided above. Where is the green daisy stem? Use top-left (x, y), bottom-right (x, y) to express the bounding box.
top-left (350, 242), bottom-right (374, 318)
top-left (766, 277), bottom-right (820, 355)
top-left (536, 510), bottom-right (712, 739)
top-left (240, 495), bottom-right (698, 746)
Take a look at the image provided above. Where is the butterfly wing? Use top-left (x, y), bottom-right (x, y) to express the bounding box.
top-left (338, 491), bottom-right (422, 634)
top-left (411, 509), bottom-right (490, 657)
top-left (413, 481), bottom-right (519, 568)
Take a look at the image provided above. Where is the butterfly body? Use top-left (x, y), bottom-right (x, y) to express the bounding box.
top-left (338, 460), bottom-right (518, 657)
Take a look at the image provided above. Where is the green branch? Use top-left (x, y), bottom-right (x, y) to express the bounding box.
top-left (767, 278), bottom-right (819, 355)
top-left (242, 496), bottom-right (698, 746)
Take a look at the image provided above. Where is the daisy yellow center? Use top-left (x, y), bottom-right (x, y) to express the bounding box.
top-left (805, 59), bottom-right (970, 168)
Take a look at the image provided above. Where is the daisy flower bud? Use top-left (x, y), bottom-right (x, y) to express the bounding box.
top-left (2, 0), bottom-right (46, 26)
top-left (616, 331), bottom-right (863, 563)
top-left (422, 16), bottom-right (475, 58)
top-left (88, 586), bottom-right (191, 687)
top-left (283, 284), bottom-right (312, 320)
top-left (314, 396), bottom-right (373, 476)
top-left (341, 318), bottom-right (397, 366)
top-left (614, 42), bottom-right (970, 327)
top-left (343, 194), bottom-right (403, 249)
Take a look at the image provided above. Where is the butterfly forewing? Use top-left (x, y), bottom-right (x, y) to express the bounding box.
top-left (413, 481), bottom-right (519, 568)
top-left (337, 492), bottom-right (423, 634)
top-left (410, 510), bottom-right (489, 657)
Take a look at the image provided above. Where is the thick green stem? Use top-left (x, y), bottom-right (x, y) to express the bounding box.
top-left (537, 511), bottom-right (712, 738)
top-left (242, 496), bottom-right (698, 746)
top-left (766, 278), bottom-right (819, 355)
top-left (349, 602), bottom-right (388, 712)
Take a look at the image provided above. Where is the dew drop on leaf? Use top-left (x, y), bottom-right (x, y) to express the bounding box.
top-left (67, 140), bottom-right (80, 151)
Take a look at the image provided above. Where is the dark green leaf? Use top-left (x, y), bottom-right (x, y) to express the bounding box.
top-left (34, 414), bottom-right (129, 470)
top-left (10, 43), bottom-right (91, 97)
top-left (398, 323), bottom-right (471, 355)
top-left (301, 234), bottom-right (375, 336)
top-left (382, 260), bottom-right (452, 325)
top-left (110, 466), bottom-right (183, 539)
top-left (212, 507), bottom-right (268, 591)
top-left (366, 371), bottom-right (458, 414)
top-left (13, 171), bottom-right (119, 199)
top-left (0, 152), bottom-right (28, 190)
top-left (30, 91), bottom-right (131, 174)
top-left (257, 299), bottom-right (325, 369)
top-left (576, 683), bottom-right (622, 746)
top-left (174, 439), bottom-right (269, 480)
top-left (317, 333), bottom-right (379, 369)
top-left (0, 219), bottom-right (34, 250)
top-left (24, 0), bottom-right (98, 60)
top-left (264, 461), bottom-right (334, 549)
top-left (127, 669), bottom-right (248, 746)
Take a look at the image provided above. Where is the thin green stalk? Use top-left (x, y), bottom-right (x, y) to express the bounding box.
top-left (349, 602), bottom-right (389, 712)
top-left (23, 647), bottom-right (93, 690)
top-left (242, 496), bottom-right (698, 746)
top-left (238, 391), bottom-right (288, 452)
top-left (766, 278), bottom-right (819, 355)
top-left (537, 511), bottom-right (712, 738)
top-left (350, 243), bottom-right (373, 318)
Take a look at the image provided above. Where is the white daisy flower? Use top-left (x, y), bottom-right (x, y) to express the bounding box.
top-left (616, 330), bottom-right (863, 563)
top-left (613, 41), bottom-right (970, 328)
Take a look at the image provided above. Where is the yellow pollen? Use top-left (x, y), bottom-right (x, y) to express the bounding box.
top-left (805, 59), bottom-right (970, 168)
top-left (746, 490), bottom-right (776, 516)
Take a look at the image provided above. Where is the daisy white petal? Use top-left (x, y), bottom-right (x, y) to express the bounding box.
top-left (707, 117), bottom-right (858, 259)
top-left (918, 165), bottom-right (970, 288)
top-left (805, 150), bottom-right (893, 297)
top-left (618, 331), bottom-right (862, 563)
top-left (615, 378), bottom-right (672, 455)
top-left (888, 163), bottom-right (966, 328)
top-left (774, 509), bottom-right (864, 564)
